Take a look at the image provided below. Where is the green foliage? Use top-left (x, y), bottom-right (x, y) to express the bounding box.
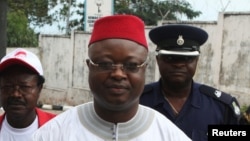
top-left (241, 104), bottom-right (249, 112)
top-left (115, 0), bottom-right (201, 25)
top-left (7, 0), bottom-right (201, 37)
top-left (7, 10), bottom-right (38, 47)
top-left (239, 104), bottom-right (250, 125)
top-left (8, 0), bottom-right (49, 26)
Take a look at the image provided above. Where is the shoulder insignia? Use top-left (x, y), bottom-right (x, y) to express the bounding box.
top-left (199, 84), bottom-right (241, 116)
top-left (232, 101), bottom-right (241, 116)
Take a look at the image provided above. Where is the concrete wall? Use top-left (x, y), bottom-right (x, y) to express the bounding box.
top-left (8, 12), bottom-right (250, 107)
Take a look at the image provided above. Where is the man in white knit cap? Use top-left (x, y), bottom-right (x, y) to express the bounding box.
top-left (0, 48), bottom-right (56, 141)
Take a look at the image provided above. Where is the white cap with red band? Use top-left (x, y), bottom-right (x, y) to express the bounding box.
top-left (0, 48), bottom-right (43, 75)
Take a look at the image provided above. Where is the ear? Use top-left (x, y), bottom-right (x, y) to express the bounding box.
top-left (86, 59), bottom-right (90, 67)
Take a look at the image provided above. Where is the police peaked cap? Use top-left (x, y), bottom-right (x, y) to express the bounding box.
top-left (149, 24), bottom-right (208, 56)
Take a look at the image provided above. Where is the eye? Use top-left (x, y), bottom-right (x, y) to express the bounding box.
top-left (182, 56), bottom-right (196, 62)
top-left (2, 85), bottom-right (12, 87)
top-left (20, 85), bottom-right (33, 90)
top-left (166, 56), bottom-right (174, 60)
top-left (1, 85), bottom-right (12, 90)
top-left (160, 55), bottom-right (196, 62)
top-left (160, 55), bottom-right (173, 61)
top-left (124, 62), bottom-right (138, 68)
top-left (97, 62), bottom-right (113, 70)
top-left (124, 62), bottom-right (139, 72)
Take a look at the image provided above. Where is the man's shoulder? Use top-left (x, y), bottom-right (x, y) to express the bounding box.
top-left (140, 82), bottom-right (160, 104)
top-left (36, 108), bottom-right (57, 117)
top-left (142, 82), bottom-right (159, 94)
top-left (198, 84), bottom-right (241, 116)
top-left (141, 105), bottom-right (192, 140)
top-left (199, 84), bottom-right (237, 104)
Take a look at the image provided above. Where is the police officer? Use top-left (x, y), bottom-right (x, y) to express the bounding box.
top-left (140, 24), bottom-right (241, 141)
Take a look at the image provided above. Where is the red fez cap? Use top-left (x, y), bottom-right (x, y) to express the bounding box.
top-left (88, 14), bottom-right (148, 50)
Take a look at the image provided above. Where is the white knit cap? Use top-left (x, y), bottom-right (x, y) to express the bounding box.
top-left (0, 48), bottom-right (43, 75)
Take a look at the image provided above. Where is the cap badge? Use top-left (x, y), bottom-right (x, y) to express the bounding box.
top-left (14, 51), bottom-right (27, 58)
top-left (177, 35), bottom-right (184, 45)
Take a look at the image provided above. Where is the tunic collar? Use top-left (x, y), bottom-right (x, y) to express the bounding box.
top-left (77, 102), bottom-right (154, 141)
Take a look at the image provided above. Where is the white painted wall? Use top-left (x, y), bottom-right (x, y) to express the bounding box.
top-left (8, 12), bottom-right (250, 107)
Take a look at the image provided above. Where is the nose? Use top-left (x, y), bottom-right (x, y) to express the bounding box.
top-left (112, 64), bottom-right (125, 71)
top-left (110, 65), bottom-right (127, 78)
top-left (11, 86), bottom-right (22, 96)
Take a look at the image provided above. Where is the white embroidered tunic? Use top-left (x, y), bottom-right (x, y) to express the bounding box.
top-left (31, 102), bottom-right (191, 141)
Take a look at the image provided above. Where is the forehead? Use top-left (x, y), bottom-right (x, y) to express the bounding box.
top-left (0, 65), bottom-right (38, 76)
top-left (88, 39), bottom-right (148, 60)
top-left (0, 72), bottom-right (38, 84)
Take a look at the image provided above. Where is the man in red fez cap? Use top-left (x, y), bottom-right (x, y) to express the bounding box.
top-left (88, 14), bottom-right (148, 49)
top-left (31, 15), bottom-right (191, 141)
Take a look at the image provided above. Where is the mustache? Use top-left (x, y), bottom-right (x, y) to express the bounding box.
top-left (7, 98), bottom-right (26, 105)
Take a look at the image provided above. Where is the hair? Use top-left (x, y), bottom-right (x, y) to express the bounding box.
top-left (37, 75), bottom-right (45, 86)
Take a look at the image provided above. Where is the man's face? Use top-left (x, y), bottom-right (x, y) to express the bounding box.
top-left (0, 66), bottom-right (41, 122)
top-left (87, 39), bottom-right (148, 111)
top-left (156, 54), bottom-right (198, 87)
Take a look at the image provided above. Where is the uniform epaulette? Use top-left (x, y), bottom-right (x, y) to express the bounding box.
top-left (199, 84), bottom-right (241, 117)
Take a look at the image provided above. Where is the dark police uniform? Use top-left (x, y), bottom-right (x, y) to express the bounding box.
top-left (140, 80), bottom-right (241, 141)
top-left (140, 24), bottom-right (241, 141)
